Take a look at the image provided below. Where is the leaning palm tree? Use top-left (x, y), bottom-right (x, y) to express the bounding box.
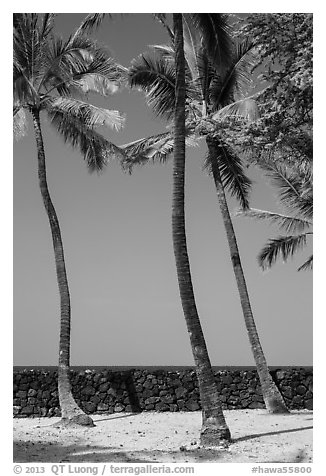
top-left (236, 158), bottom-right (313, 271)
top-left (171, 13), bottom-right (231, 446)
top-left (124, 14), bottom-right (288, 413)
top-left (13, 13), bottom-right (126, 425)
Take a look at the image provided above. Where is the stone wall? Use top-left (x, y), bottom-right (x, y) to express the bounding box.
top-left (13, 367), bottom-right (313, 417)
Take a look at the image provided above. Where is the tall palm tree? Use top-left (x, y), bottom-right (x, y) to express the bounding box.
top-left (171, 13), bottom-right (231, 446)
top-left (60, 12), bottom-right (232, 442)
top-left (124, 14), bottom-right (288, 413)
top-left (13, 13), bottom-right (126, 425)
top-left (236, 158), bottom-right (313, 271)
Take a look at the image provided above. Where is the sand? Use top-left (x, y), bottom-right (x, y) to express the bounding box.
top-left (13, 409), bottom-right (313, 463)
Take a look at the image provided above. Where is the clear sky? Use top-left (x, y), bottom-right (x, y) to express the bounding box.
top-left (13, 13), bottom-right (313, 367)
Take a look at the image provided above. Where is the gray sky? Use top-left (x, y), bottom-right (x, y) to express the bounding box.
top-left (13, 13), bottom-right (312, 366)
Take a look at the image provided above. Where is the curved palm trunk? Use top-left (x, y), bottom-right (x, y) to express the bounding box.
top-left (31, 108), bottom-right (94, 426)
top-left (206, 136), bottom-right (288, 414)
top-left (173, 14), bottom-right (231, 446)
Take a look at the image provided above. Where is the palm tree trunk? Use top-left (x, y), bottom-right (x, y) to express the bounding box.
top-left (206, 135), bottom-right (288, 414)
top-left (173, 14), bottom-right (231, 446)
top-left (30, 107), bottom-right (94, 426)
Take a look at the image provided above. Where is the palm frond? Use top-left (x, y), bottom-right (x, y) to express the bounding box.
top-left (75, 72), bottom-right (120, 95)
top-left (149, 44), bottom-right (174, 59)
top-left (13, 107), bottom-right (28, 140)
top-left (13, 13), bottom-right (23, 29)
top-left (129, 53), bottom-right (177, 119)
top-left (189, 14), bottom-right (232, 71)
top-left (297, 255), bottom-right (313, 272)
top-left (152, 14), bottom-right (174, 41)
top-left (44, 39), bottom-right (126, 98)
top-left (13, 14), bottom-right (43, 88)
top-left (258, 159), bottom-right (313, 220)
top-left (204, 138), bottom-right (251, 209)
top-left (121, 128), bottom-right (199, 172)
top-left (235, 208), bottom-right (312, 233)
top-left (70, 14), bottom-right (107, 42)
top-left (210, 38), bottom-right (256, 108)
top-left (40, 35), bottom-right (97, 95)
top-left (121, 131), bottom-right (171, 156)
top-left (13, 61), bottom-right (39, 105)
top-left (40, 13), bottom-right (56, 39)
top-left (73, 55), bottom-right (127, 96)
top-left (49, 97), bottom-right (125, 131)
top-left (193, 48), bottom-right (217, 110)
top-left (212, 96), bottom-right (259, 122)
top-left (258, 234), bottom-right (308, 270)
top-left (230, 38), bottom-right (256, 91)
top-left (46, 107), bottom-right (125, 172)
top-left (182, 14), bottom-right (203, 81)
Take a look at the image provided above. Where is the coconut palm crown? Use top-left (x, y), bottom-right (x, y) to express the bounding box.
top-left (14, 13), bottom-right (126, 166)
top-left (123, 13), bottom-right (256, 209)
top-left (13, 13), bottom-right (126, 425)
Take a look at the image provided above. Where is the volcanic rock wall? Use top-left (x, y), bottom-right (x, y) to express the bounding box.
top-left (13, 367), bottom-right (313, 417)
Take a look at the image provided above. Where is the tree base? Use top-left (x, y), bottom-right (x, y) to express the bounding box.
top-left (266, 402), bottom-right (290, 414)
top-left (55, 414), bottom-right (95, 428)
top-left (265, 396), bottom-right (289, 414)
top-left (200, 426), bottom-right (231, 448)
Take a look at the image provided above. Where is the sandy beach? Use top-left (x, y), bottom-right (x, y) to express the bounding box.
top-left (13, 409), bottom-right (313, 463)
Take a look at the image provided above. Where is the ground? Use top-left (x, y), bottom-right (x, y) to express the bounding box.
top-left (13, 410), bottom-right (313, 463)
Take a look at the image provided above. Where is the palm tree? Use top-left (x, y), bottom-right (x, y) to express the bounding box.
top-left (236, 158), bottom-right (313, 271)
top-left (59, 12), bottom-right (232, 443)
top-left (124, 14), bottom-right (288, 413)
top-left (13, 13), bottom-right (126, 425)
top-left (171, 13), bottom-right (231, 446)
top-left (205, 138), bottom-right (289, 413)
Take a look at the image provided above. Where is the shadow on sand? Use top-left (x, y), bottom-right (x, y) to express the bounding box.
top-left (266, 449), bottom-right (308, 464)
top-left (13, 440), bottom-right (225, 463)
top-left (93, 413), bottom-right (142, 424)
top-left (233, 425), bottom-right (313, 443)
